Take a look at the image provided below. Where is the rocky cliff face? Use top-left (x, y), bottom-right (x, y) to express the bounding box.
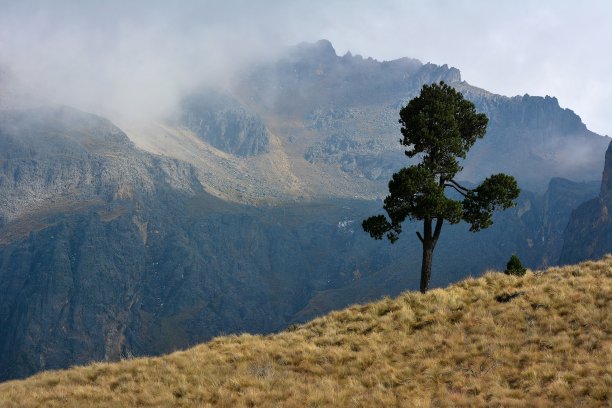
top-left (601, 141), bottom-right (612, 202)
top-left (0, 106), bottom-right (206, 380)
top-left (457, 89), bottom-right (608, 191)
top-left (179, 90), bottom-right (269, 157)
top-left (0, 107), bottom-right (197, 226)
top-left (559, 142), bottom-right (612, 264)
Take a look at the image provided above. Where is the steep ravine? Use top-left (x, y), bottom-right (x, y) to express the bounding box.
top-left (560, 141), bottom-right (612, 264)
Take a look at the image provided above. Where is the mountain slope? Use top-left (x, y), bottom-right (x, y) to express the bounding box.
top-left (1, 256), bottom-right (610, 407)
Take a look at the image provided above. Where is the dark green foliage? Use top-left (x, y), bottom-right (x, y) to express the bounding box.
top-left (399, 82), bottom-right (488, 177)
top-left (463, 173), bottom-right (521, 232)
top-left (363, 82), bottom-right (520, 292)
top-left (505, 254), bottom-right (527, 276)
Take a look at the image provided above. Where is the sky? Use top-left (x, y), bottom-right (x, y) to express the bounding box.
top-left (0, 0), bottom-right (610, 135)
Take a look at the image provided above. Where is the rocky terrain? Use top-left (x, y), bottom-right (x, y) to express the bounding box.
top-left (0, 107), bottom-right (198, 226)
top-left (179, 90), bottom-right (269, 157)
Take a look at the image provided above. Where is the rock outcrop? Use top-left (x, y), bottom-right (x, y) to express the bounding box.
top-left (0, 106), bottom-right (197, 226)
top-left (179, 90), bottom-right (269, 157)
top-left (559, 141), bottom-right (612, 264)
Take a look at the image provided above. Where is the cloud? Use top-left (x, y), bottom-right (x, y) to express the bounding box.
top-left (0, 0), bottom-right (610, 135)
top-left (0, 0), bottom-right (315, 120)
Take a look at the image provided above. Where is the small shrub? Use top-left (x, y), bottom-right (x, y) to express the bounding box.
top-left (505, 254), bottom-right (526, 276)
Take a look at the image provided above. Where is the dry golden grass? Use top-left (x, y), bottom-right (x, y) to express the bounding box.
top-left (1, 256), bottom-right (611, 407)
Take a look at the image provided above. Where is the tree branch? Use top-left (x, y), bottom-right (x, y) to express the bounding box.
top-left (416, 231), bottom-right (424, 243)
top-left (448, 179), bottom-right (470, 192)
top-left (445, 183), bottom-right (468, 197)
top-left (432, 217), bottom-right (444, 243)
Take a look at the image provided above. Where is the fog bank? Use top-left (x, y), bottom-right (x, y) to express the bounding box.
top-left (0, 1), bottom-right (609, 135)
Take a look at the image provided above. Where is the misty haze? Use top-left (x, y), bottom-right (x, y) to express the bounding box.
top-left (0, 1), bottom-right (610, 406)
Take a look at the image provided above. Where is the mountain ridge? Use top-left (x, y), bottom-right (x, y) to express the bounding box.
top-left (119, 39), bottom-right (609, 205)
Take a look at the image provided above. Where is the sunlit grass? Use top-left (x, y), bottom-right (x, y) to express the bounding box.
top-left (1, 256), bottom-right (610, 407)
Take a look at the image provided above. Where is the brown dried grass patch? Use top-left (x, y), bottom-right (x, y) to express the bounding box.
top-left (1, 256), bottom-right (610, 407)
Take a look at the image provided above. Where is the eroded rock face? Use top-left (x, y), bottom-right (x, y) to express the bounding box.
top-left (458, 91), bottom-right (609, 191)
top-left (0, 106), bottom-right (208, 381)
top-left (179, 91), bottom-right (269, 157)
top-left (0, 107), bottom-right (197, 226)
top-left (559, 141), bottom-right (612, 264)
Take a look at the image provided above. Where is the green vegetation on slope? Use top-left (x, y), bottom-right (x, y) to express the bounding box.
top-left (0, 256), bottom-right (610, 407)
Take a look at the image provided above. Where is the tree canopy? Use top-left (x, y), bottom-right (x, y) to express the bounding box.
top-left (363, 81), bottom-right (520, 292)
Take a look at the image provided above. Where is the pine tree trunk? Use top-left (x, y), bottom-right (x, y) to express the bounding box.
top-left (420, 244), bottom-right (434, 293)
top-left (418, 217), bottom-right (442, 293)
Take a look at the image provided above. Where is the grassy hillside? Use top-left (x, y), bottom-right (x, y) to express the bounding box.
top-left (1, 257), bottom-right (610, 407)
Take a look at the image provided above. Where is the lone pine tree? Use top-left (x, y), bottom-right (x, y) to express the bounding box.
top-left (505, 254), bottom-right (527, 276)
top-left (363, 82), bottom-right (520, 293)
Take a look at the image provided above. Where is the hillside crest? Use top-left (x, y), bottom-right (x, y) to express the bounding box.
top-left (1, 256), bottom-right (610, 407)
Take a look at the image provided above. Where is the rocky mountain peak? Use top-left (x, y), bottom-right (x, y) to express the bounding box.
top-left (291, 39), bottom-right (337, 61)
top-left (412, 63), bottom-right (462, 86)
top-left (313, 39), bottom-right (336, 55)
